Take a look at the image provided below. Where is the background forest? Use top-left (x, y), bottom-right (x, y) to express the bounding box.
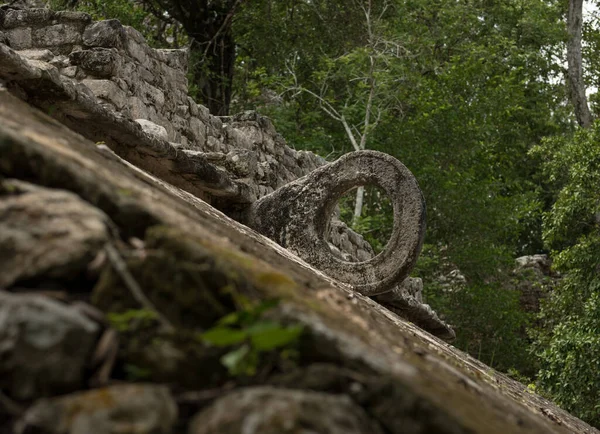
top-left (50, 0), bottom-right (600, 427)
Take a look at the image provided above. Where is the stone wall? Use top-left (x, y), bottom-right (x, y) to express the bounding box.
top-left (0, 5), bottom-right (374, 261)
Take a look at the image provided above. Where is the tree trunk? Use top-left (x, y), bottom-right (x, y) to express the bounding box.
top-left (146, 0), bottom-right (241, 116)
top-left (189, 31), bottom-right (235, 116)
top-left (567, 0), bottom-right (593, 128)
top-left (353, 186), bottom-right (365, 222)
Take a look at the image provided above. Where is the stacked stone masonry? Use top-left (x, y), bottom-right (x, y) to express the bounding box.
top-left (0, 5), bottom-right (376, 262)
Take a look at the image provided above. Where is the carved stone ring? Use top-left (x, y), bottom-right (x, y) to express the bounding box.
top-left (248, 150), bottom-right (426, 296)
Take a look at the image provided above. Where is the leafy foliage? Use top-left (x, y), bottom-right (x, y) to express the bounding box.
top-left (201, 300), bottom-right (303, 376)
top-left (530, 122), bottom-right (600, 425)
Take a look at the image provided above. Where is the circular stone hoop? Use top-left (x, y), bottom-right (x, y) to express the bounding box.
top-left (248, 150), bottom-right (426, 296)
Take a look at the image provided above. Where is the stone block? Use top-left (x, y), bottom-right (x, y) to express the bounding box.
top-left (16, 48), bottom-right (53, 61)
top-left (170, 114), bottom-right (187, 131)
top-left (69, 47), bottom-right (120, 77)
top-left (157, 48), bottom-right (188, 71)
top-left (0, 180), bottom-right (110, 287)
top-left (1, 8), bottom-right (53, 29)
top-left (129, 96), bottom-right (148, 119)
top-left (82, 19), bottom-right (125, 48)
top-left (136, 64), bottom-right (154, 84)
top-left (82, 78), bottom-right (127, 109)
top-left (135, 118), bottom-right (168, 141)
top-left (125, 36), bottom-right (148, 65)
top-left (188, 97), bottom-right (199, 116)
top-left (139, 81), bottom-right (165, 108)
top-left (60, 65), bottom-right (78, 78)
top-left (18, 384), bottom-right (177, 434)
top-left (54, 10), bottom-right (92, 27)
top-left (6, 27), bottom-right (32, 50)
top-left (189, 116), bottom-right (207, 147)
top-left (175, 104), bottom-right (189, 117)
top-left (33, 24), bottom-right (82, 47)
top-left (0, 291), bottom-right (100, 400)
top-left (49, 54), bottom-right (69, 68)
top-left (189, 387), bottom-right (382, 434)
top-left (226, 149), bottom-right (258, 177)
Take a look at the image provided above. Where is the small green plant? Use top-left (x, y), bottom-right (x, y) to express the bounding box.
top-left (107, 309), bottom-right (158, 333)
top-left (200, 300), bottom-right (303, 376)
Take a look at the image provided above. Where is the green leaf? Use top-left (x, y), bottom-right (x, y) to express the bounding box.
top-left (202, 327), bottom-right (248, 346)
top-left (220, 344), bottom-right (251, 375)
top-left (249, 324), bottom-right (304, 351)
top-left (217, 311), bottom-right (241, 326)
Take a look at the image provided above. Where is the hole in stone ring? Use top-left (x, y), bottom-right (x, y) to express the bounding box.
top-left (327, 185), bottom-right (393, 262)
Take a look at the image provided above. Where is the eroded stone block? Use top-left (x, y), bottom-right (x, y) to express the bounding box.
top-left (82, 19), bottom-right (125, 48)
top-left (33, 24), bottom-right (82, 47)
top-left (5, 27), bottom-right (32, 50)
top-left (18, 384), bottom-right (177, 434)
top-left (82, 78), bottom-right (127, 109)
top-left (0, 180), bottom-right (110, 287)
top-left (188, 387), bottom-right (383, 434)
top-left (0, 291), bottom-right (100, 400)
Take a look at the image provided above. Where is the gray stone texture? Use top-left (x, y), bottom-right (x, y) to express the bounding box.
top-left (17, 384), bottom-right (177, 434)
top-left (0, 291), bottom-right (100, 400)
top-left (0, 180), bottom-right (110, 288)
top-left (188, 386), bottom-right (384, 434)
top-left (248, 150), bottom-right (426, 296)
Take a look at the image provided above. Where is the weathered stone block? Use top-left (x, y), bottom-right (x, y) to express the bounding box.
top-left (139, 81), bottom-right (165, 108)
top-left (18, 384), bottom-right (177, 434)
top-left (175, 103), bottom-right (189, 117)
top-left (189, 387), bottom-right (382, 434)
top-left (49, 54), bottom-right (69, 68)
top-left (69, 47), bottom-right (120, 77)
top-left (16, 48), bottom-right (53, 61)
top-left (5, 27), bottom-right (32, 50)
top-left (0, 180), bottom-right (110, 287)
top-left (33, 24), bottom-right (82, 47)
top-left (188, 97), bottom-right (199, 116)
top-left (1, 8), bottom-right (52, 29)
top-left (125, 36), bottom-right (148, 64)
top-left (138, 64), bottom-right (155, 83)
top-left (54, 10), bottom-right (92, 27)
top-left (157, 47), bottom-right (187, 71)
top-left (189, 116), bottom-right (207, 147)
top-left (129, 95), bottom-right (148, 119)
top-left (60, 65), bottom-right (78, 78)
top-left (82, 78), bottom-right (127, 109)
top-left (135, 118), bottom-right (169, 141)
top-left (0, 291), bottom-right (100, 400)
top-left (82, 19), bottom-right (125, 48)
